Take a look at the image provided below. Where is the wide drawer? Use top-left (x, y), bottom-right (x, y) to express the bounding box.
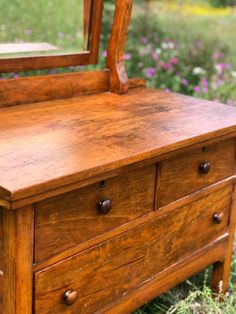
top-left (158, 139), bottom-right (235, 207)
top-left (34, 185), bottom-right (232, 314)
top-left (35, 165), bottom-right (156, 262)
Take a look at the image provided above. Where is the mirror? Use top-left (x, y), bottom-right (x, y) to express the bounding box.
top-left (0, 0), bottom-right (92, 57)
top-left (0, 0), bottom-right (103, 73)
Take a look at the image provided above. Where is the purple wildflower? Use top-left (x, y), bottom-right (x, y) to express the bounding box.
top-left (163, 63), bottom-right (172, 71)
top-left (170, 57), bottom-right (179, 65)
top-left (124, 53), bottom-right (132, 61)
top-left (193, 86), bottom-right (200, 93)
top-left (102, 50), bottom-right (107, 57)
top-left (151, 51), bottom-right (158, 61)
top-left (145, 67), bottom-right (156, 79)
top-left (212, 52), bottom-right (225, 60)
top-left (202, 86), bottom-right (208, 93)
top-left (141, 36), bottom-right (148, 44)
top-left (201, 78), bottom-right (209, 88)
top-left (181, 78), bottom-right (189, 86)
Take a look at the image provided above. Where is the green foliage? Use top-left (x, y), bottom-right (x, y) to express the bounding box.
top-left (210, 0), bottom-right (236, 7)
top-left (99, 2), bottom-right (236, 106)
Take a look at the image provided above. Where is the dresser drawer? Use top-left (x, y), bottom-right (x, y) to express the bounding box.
top-left (35, 165), bottom-right (156, 262)
top-left (158, 139), bottom-right (235, 207)
top-left (34, 185), bottom-right (232, 314)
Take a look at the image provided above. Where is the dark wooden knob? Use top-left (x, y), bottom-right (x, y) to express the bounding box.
top-left (213, 213), bottom-right (223, 225)
top-left (199, 161), bottom-right (211, 174)
top-left (97, 199), bottom-right (112, 214)
top-left (63, 290), bottom-right (78, 306)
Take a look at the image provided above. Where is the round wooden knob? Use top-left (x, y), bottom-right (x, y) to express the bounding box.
top-left (199, 161), bottom-right (211, 174)
top-left (213, 213), bottom-right (223, 225)
top-left (97, 199), bottom-right (112, 214)
top-left (63, 290), bottom-right (78, 306)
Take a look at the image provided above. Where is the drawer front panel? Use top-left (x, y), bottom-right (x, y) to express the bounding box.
top-left (158, 139), bottom-right (235, 207)
top-left (35, 165), bottom-right (156, 262)
top-left (35, 186), bottom-right (232, 314)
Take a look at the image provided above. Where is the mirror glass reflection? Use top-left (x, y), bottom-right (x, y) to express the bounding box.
top-left (0, 0), bottom-right (92, 58)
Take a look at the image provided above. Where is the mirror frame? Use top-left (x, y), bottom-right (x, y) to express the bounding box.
top-left (0, 0), bottom-right (103, 73)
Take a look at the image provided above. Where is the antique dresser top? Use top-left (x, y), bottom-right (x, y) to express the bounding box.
top-left (1, 87), bottom-right (236, 203)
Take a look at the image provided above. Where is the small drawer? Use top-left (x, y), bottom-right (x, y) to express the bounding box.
top-left (34, 186), bottom-right (232, 314)
top-left (158, 139), bottom-right (235, 207)
top-left (35, 165), bottom-right (156, 262)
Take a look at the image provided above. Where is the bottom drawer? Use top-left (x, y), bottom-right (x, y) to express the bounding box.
top-left (34, 186), bottom-right (232, 314)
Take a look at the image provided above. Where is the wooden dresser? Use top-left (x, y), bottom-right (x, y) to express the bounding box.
top-left (0, 1), bottom-right (236, 313)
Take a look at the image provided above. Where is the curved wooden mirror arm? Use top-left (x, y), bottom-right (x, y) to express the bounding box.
top-left (106, 0), bottom-right (133, 94)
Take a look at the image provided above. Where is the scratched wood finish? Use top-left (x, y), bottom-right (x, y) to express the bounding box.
top-left (35, 165), bottom-right (156, 262)
top-left (34, 186), bottom-right (232, 314)
top-left (107, 0), bottom-right (133, 93)
top-left (0, 70), bottom-right (110, 108)
top-left (103, 237), bottom-right (227, 314)
top-left (33, 177), bottom-right (235, 272)
top-left (158, 139), bottom-right (235, 207)
top-left (1, 88), bottom-right (236, 205)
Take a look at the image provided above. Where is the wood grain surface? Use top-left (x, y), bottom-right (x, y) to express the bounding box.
top-left (34, 177), bottom-right (235, 272)
top-left (35, 165), bottom-right (156, 262)
top-left (1, 88), bottom-right (236, 204)
top-left (102, 236), bottom-right (227, 314)
top-left (34, 186), bottom-right (232, 314)
top-left (0, 70), bottom-right (110, 108)
top-left (107, 0), bottom-right (133, 93)
top-left (158, 139), bottom-right (235, 207)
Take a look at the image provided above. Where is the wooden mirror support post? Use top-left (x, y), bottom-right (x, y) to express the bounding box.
top-left (106, 0), bottom-right (133, 94)
top-left (0, 1), bottom-right (236, 313)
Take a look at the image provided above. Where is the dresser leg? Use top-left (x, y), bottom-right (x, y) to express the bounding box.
top-left (211, 259), bottom-right (231, 294)
top-left (3, 205), bottom-right (34, 314)
top-left (212, 181), bottom-right (236, 295)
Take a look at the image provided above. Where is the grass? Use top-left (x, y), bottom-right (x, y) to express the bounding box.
top-left (134, 238), bottom-right (236, 313)
top-left (0, 0), bottom-right (84, 56)
top-left (144, 1), bottom-right (236, 68)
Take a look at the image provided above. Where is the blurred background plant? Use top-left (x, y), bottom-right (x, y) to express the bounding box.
top-left (100, 0), bottom-right (236, 106)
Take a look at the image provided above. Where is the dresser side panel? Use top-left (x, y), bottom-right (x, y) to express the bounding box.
top-left (0, 208), bottom-right (2, 311)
